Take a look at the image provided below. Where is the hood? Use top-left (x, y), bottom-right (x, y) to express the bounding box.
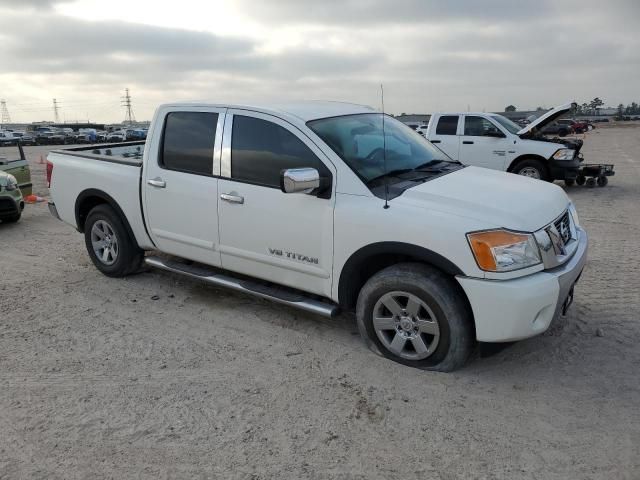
top-left (517, 102), bottom-right (576, 137)
top-left (395, 167), bottom-right (569, 232)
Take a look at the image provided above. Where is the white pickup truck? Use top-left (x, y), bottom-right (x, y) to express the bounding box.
top-left (48, 101), bottom-right (587, 371)
top-left (420, 103), bottom-right (584, 183)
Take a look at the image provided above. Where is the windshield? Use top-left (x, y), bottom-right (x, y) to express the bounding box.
top-left (491, 115), bottom-right (521, 134)
top-left (307, 113), bottom-right (451, 184)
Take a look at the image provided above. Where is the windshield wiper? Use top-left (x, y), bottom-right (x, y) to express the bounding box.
top-left (366, 168), bottom-right (415, 185)
top-left (366, 160), bottom-right (454, 185)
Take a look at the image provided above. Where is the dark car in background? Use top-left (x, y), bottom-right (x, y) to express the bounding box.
top-left (541, 121), bottom-right (573, 137)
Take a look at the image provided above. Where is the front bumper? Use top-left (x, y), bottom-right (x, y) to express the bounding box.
top-left (0, 194), bottom-right (23, 218)
top-left (457, 227), bottom-right (588, 342)
top-left (548, 157), bottom-right (581, 181)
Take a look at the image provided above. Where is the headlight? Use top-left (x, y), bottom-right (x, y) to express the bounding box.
top-left (568, 202), bottom-right (580, 228)
top-left (467, 230), bottom-right (541, 272)
top-left (552, 148), bottom-right (575, 161)
top-left (3, 174), bottom-right (18, 191)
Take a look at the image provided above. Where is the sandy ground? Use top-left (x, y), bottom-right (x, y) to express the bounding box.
top-left (0, 129), bottom-right (639, 479)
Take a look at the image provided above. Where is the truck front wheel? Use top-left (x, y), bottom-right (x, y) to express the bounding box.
top-left (356, 263), bottom-right (474, 372)
top-left (84, 204), bottom-right (143, 277)
top-left (511, 158), bottom-right (549, 181)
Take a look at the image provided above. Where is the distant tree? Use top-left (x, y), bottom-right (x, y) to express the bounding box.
top-left (589, 97), bottom-right (604, 114)
top-left (581, 102), bottom-right (590, 115)
top-left (504, 105), bottom-right (516, 112)
top-left (631, 102), bottom-right (639, 115)
top-left (616, 104), bottom-right (625, 119)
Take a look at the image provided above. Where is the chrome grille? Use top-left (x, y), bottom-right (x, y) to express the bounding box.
top-left (554, 211), bottom-right (572, 245)
top-left (534, 208), bottom-right (580, 269)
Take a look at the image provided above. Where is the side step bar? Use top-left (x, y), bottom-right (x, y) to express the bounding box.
top-left (144, 256), bottom-right (340, 318)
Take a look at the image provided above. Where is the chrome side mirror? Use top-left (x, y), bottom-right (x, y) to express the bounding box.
top-left (280, 168), bottom-right (320, 194)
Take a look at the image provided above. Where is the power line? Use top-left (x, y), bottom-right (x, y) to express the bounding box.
top-left (121, 88), bottom-right (136, 125)
top-left (1, 99), bottom-right (11, 125)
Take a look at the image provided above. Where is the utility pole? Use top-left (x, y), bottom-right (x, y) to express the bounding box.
top-left (0, 99), bottom-right (11, 127)
top-left (121, 88), bottom-right (136, 125)
top-left (53, 98), bottom-right (61, 123)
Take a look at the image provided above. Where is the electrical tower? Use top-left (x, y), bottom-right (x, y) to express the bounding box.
top-left (121, 88), bottom-right (136, 124)
top-left (0, 99), bottom-right (11, 125)
top-left (53, 98), bottom-right (61, 123)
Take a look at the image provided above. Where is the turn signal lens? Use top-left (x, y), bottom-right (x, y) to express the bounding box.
top-left (467, 230), bottom-right (541, 272)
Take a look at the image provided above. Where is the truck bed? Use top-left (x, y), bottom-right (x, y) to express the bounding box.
top-left (50, 141), bottom-right (146, 166)
top-left (47, 140), bottom-right (154, 249)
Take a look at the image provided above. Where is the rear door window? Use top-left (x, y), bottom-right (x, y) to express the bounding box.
top-left (161, 112), bottom-right (218, 176)
top-left (435, 116), bottom-right (459, 135)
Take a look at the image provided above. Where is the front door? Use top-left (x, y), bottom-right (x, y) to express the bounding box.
top-left (217, 110), bottom-right (335, 298)
top-left (143, 107), bottom-right (225, 266)
top-left (458, 115), bottom-right (509, 170)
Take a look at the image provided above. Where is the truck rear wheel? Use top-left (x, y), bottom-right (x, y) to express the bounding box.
top-left (511, 158), bottom-right (549, 181)
top-left (84, 204), bottom-right (143, 277)
top-left (356, 263), bottom-right (474, 372)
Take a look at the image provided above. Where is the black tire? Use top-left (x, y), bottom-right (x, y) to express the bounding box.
top-left (564, 179), bottom-right (575, 187)
top-left (1, 212), bottom-right (21, 223)
top-left (511, 158), bottom-right (549, 181)
top-left (84, 204), bottom-right (143, 277)
top-left (356, 263), bottom-right (474, 372)
top-left (597, 176), bottom-right (608, 187)
top-left (586, 177), bottom-right (596, 188)
top-left (576, 175), bottom-right (586, 186)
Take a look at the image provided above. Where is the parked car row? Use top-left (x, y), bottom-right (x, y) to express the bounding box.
top-left (0, 126), bottom-right (148, 146)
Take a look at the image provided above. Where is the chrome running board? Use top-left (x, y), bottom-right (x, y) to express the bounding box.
top-left (144, 256), bottom-right (340, 318)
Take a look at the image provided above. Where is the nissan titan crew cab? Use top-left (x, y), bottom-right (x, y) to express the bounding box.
top-left (47, 102), bottom-right (588, 371)
top-left (422, 103), bottom-right (584, 183)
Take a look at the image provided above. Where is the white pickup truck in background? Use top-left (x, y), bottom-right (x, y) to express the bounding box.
top-left (47, 101), bottom-right (588, 371)
top-left (420, 103), bottom-right (584, 183)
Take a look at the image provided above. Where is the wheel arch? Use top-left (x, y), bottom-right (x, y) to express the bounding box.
top-left (507, 154), bottom-right (550, 173)
top-left (337, 242), bottom-right (465, 309)
top-left (75, 189), bottom-right (137, 243)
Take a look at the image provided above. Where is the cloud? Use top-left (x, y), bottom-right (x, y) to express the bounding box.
top-left (0, 0), bottom-right (638, 122)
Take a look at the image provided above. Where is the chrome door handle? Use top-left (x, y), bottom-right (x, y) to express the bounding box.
top-left (147, 178), bottom-right (166, 188)
top-left (220, 193), bottom-right (244, 204)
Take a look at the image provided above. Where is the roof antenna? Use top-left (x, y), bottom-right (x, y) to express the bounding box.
top-left (381, 84), bottom-right (390, 209)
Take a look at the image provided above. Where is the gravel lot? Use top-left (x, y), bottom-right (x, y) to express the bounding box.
top-left (1, 127), bottom-right (639, 479)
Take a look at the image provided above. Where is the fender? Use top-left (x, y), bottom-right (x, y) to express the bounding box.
top-left (74, 188), bottom-right (137, 244)
top-left (337, 241), bottom-right (464, 308)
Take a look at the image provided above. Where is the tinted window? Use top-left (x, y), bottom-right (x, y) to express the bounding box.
top-left (161, 112), bottom-right (218, 175)
top-left (231, 115), bottom-right (322, 187)
top-left (435, 116), bottom-right (458, 135)
top-left (464, 116), bottom-right (501, 136)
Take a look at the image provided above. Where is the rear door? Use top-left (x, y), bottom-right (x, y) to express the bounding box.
top-left (428, 115), bottom-right (460, 160)
top-left (458, 115), bottom-right (509, 170)
top-left (143, 107), bottom-right (225, 266)
top-left (216, 110), bottom-right (336, 297)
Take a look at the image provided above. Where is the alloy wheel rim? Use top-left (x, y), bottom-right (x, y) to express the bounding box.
top-left (372, 291), bottom-right (440, 360)
top-left (91, 220), bottom-right (118, 266)
top-left (519, 167), bottom-right (541, 179)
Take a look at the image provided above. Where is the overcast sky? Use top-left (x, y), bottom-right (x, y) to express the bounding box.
top-left (1, 0), bottom-right (638, 123)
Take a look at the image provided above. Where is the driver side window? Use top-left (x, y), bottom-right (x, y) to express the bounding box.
top-left (464, 116), bottom-right (501, 137)
top-left (231, 115), bottom-right (327, 188)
